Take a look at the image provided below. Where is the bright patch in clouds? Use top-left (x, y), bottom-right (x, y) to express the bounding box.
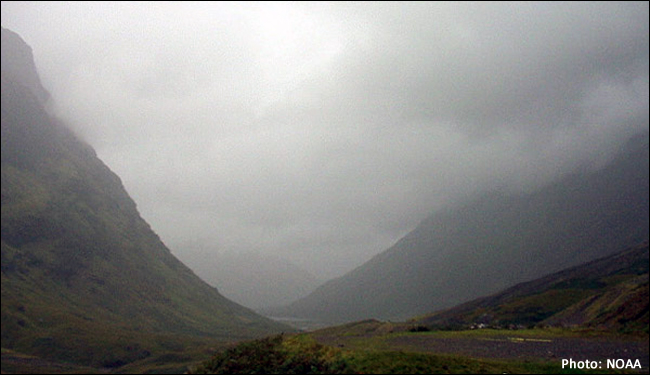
top-left (251, 3), bottom-right (347, 110)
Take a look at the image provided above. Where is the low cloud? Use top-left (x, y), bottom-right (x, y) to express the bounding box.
top-left (2, 2), bottom-right (648, 278)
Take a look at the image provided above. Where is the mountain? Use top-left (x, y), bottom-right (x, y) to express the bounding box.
top-left (415, 242), bottom-right (649, 333)
top-left (277, 132), bottom-right (649, 323)
top-left (1, 27), bottom-right (287, 368)
top-left (181, 250), bottom-right (322, 310)
top-left (0, 28), bottom-right (49, 104)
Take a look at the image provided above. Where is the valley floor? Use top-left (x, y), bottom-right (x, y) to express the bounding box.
top-left (309, 321), bottom-right (649, 373)
top-left (4, 323), bottom-right (648, 374)
top-left (386, 334), bottom-right (647, 366)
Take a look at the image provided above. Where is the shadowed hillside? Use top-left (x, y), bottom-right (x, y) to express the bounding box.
top-left (278, 132), bottom-right (649, 323)
top-left (415, 242), bottom-right (649, 333)
top-left (1, 27), bottom-right (287, 368)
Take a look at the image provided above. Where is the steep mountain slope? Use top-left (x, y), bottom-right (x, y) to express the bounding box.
top-left (279, 133), bottom-right (649, 323)
top-left (182, 250), bottom-right (322, 310)
top-left (0, 27), bottom-right (49, 104)
top-left (415, 242), bottom-right (649, 333)
top-left (1, 27), bottom-right (286, 367)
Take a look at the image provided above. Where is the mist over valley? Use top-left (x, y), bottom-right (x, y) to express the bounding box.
top-left (2, 2), bottom-right (648, 373)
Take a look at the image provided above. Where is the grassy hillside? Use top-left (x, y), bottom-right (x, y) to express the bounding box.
top-left (414, 242), bottom-right (648, 333)
top-left (277, 134), bottom-right (649, 323)
top-left (1, 27), bottom-right (287, 369)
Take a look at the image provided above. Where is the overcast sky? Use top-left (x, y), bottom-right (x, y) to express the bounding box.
top-left (2, 2), bottom-right (648, 279)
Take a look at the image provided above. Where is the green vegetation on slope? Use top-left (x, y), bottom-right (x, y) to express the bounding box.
top-left (415, 243), bottom-right (649, 333)
top-left (1, 27), bottom-right (288, 370)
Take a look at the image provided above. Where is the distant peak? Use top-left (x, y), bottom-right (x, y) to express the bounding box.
top-left (1, 27), bottom-right (50, 103)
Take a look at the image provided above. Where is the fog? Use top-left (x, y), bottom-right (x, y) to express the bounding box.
top-left (2, 2), bottom-right (648, 279)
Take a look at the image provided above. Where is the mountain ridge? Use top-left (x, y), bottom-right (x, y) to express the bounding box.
top-left (1, 27), bottom-right (287, 368)
top-left (0, 27), bottom-right (49, 104)
top-left (414, 241), bottom-right (649, 332)
top-left (276, 131), bottom-right (649, 323)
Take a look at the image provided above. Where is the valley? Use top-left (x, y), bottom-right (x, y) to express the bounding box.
top-left (2, 3), bottom-right (648, 374)
top-left (190, 244), bottom-right (649, 374)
